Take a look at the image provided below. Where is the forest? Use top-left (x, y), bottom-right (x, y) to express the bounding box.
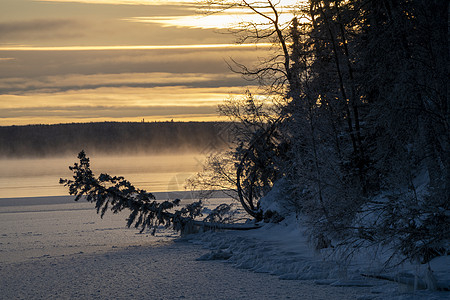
top-left (0, 121), bottom-right (230, 158)
top-left (61, 0), bottom-right (448, 267)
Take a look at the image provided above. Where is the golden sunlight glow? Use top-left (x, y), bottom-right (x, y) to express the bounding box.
top-left (127, 1), bottom-right (301, 30)
top-left (126, 12), bottom-right (294, 30)
top-left (0, 86), bottom-right (248, 108)
top-left (0, 115), bottom-right (227, 126)
top-left (0, 86), bottom-right (261, 125)
top-left (0, 44), bottom-right (271, 51)
top-left (36, 0), bottom-right (197, 5)
top-left (37, 0), bottom-right (301, 6)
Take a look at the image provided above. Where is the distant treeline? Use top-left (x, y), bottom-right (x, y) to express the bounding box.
top-left (0, 122), bottom-right (232, 158)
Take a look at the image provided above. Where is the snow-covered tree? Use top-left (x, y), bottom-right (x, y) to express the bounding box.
top-left (281, 0), bottom-right (450, 261)
top-left (60, 151), bottom-right (260, 234)
top-left (207, 0), bottom-right (450, 261)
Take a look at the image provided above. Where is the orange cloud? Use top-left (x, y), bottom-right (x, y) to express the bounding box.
top-left (0, 43), bottom-right (271, 51)
top-left (36, 0), bottom-right (200, 5)
top-left (0, 86), bottom-right (261, 125)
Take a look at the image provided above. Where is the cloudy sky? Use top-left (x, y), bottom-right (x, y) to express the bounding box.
top-left (0, 0), bottom-right (288, 125)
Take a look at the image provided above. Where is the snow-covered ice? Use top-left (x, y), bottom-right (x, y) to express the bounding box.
top-left (0, 196), bottom-right (448, 299)
top-left (2, 240), bottom-right (385, 300)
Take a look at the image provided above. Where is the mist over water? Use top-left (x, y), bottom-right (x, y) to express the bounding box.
top-left (0, 122), bottom-right (229, 198)
top-left (0, 122), bottom-right (230, 159)
top-left (0, 153), bottom-right (206, 199)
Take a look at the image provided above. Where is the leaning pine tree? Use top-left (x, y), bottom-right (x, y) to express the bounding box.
top-left (60, 151), bottom-right (260, 234)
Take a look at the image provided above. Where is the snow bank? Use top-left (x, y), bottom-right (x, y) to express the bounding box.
top-left (185, 214), bottom-right (450, 299)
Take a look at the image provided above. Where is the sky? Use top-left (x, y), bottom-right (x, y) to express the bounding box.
top-left (0, 0), bottom-right (289, 125)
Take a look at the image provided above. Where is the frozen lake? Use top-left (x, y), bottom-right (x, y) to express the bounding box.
top-left (0, 195), bottom-right (231, 264)
top-left (0, 196), bottom-right (177, 264)
top-left (0, 196), bottom-right (376, 300)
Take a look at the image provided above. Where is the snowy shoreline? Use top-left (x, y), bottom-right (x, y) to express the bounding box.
top-left (186, 218), bottom-right (450, 299)
top-left (1, 195), bottom-right (448, 299)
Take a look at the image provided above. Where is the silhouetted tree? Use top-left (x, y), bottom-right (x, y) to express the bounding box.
top-left (60, 151), bottom-right (260, 233)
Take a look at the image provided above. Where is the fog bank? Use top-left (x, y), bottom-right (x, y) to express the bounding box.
top-left (0, 121), bottom-right (231, 158)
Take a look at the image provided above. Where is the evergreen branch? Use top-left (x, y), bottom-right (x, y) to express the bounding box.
top-left (60, 151), bottom-right (261, 234)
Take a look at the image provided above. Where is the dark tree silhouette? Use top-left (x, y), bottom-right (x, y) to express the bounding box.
top-left (60, 151), bottom-right (260, 234)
